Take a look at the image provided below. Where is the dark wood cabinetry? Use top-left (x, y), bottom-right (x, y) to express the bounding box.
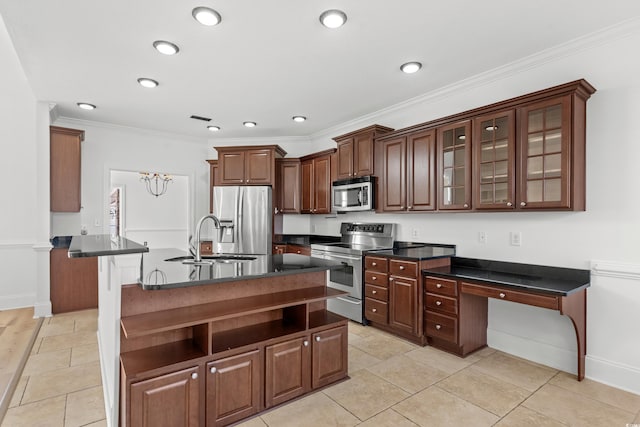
top-left (50, 248), bottom-right (98, 314)
top-left (378, 129), bottom-right (436, 212)
top-left (301, 150), bottom-right (334, 214)
top-left (333, 125), bottom-right (393, 180)
top-left (388, 259), bottom-right (421, 337)
top-left (50, 126), bottom-right (84, 212)
top-left (214, 145), bottom-right (286, 186)
top-left (311, 326), bottom-right (348, 389)
top-left (206, 160), bottom-right (218, 213)
top-left (275, 158), bottom-right (301, 214)
top-left (265, 336), bottom-right (310, 408)
top-left (437, 121), bottom-right (472, 210)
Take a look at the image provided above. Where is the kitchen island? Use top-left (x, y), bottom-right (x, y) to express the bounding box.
top-left (83, 242), bottom-right (347, 427)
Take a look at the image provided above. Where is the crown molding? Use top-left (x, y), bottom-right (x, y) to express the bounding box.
top-left (208, 135), bottom-right (311, 146)
top-left (310, 17), bottom-right (640, 141)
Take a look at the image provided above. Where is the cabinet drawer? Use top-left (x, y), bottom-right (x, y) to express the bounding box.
top-left (424, 276), bottom-right (458, 297)
top-left (364, 270), bottom-right (388, 287)
top-left (425, 312), bottom-right (457, 343)
top-left (364, 284), bottom-right (388, 301)
top-left (200, 241), bottom-right (213, 255)
top-left (389, 259), bottom-right (417, 278)
top-left (364, 297), bottom-right (388, 324)
top-left (365, 256), bottom-right (388, 273)
top-left (287, 244), bottom-right (311, 256)
top-left (425, 293), bottom-right (458, 315)
top-left (460, 282), bottom-right (559, 310)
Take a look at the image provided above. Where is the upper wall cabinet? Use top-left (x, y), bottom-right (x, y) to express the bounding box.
top-left (301, 149), bottom-right (334, 214)
top-left (275, 158), bottom-right (301, 214)
top-left (437, 121), bottom-right (472, 211)
top-left (333, 125), bottom-right (393, 180)
top-left (206, 159), bottom-right (218, 213)
top-left (50, 126), bottom-right (85, 212)
top-left (215, 145), bottom-right (286, 186)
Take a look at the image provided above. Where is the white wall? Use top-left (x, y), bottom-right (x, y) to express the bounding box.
top-left (296, 23), bottom-right (640, 393)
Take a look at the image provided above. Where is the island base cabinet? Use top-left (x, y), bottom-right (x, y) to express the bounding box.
top-left (265, 336), bottom-right (311, 408)
top-left (129, 366), bottom-right (201, 427)
top-left (206, 350), bottom-right (262, 427)
top-left (312, 326), bottom-right (348, 389)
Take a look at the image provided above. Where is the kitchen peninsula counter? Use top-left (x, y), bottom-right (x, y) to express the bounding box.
top-left (68, 234), bottom-right (149, 258)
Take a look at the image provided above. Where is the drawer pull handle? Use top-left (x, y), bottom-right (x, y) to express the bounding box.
top-left (399, 265), bottom-right (405, 270)
top-left (315, 336), bottom-right (321, 342)
top-left (209, 367), bottom-right (216, 374)
top-left (435, 324), bottom-right (441, 330)
top-left (192, 372), bottom-right (199, 379)
top-left (499, 292), bottom-right (506, 298)
top-left (303, 340), bottom-right (309, 347)
top-left (435, 301), bottom-right (442, 306)
top-left (436, 283), bottom-right (443, 288)
top-left (372, 262), bottom-right (377, 266)
top-left (372, 290), bottom-right (377, 294)
top-left (372, 276), bottom-right (377, 280)
top-left (372, 308), bottom-right (377, 313)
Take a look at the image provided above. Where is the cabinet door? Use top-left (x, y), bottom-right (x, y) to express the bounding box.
top-left (280, 160), bottom-right (301, 213)
top-left (313, 155), bottom-right (331, 214)
top-left (265, 336), bottom-right (311, 408)
top-left (380, 137), bottom-right (407, 212)
top-left (336, 139), bottom-right (354, 180)
top-left (245, 148), bottom-right (273, 185)
top-left (50, 248), bottom-right (98, 314)
top-left (218, 151), bottom-right (246, 185)
top-left (207, 160), bottom-right (218, 213)
top-left (50, 126), bottom-right (84, 212)
top-left (407, 129), bottom-right (436, 211)
top-left (473, 110), bottom-right (516, 210)
top-left (206, 350), bottom-right (261, 427)
top-left (518, 96), bottom-right (572, 209)
top-left (354, 131), bottom-right (375, 177)
top-left (389, 275), bottom-right (420, 336)
top-left (130, 366), bottom-right (200, 427)
top-left (312, 326), bottom-right (348, 389)
top-left (300, 160), bottom-right (314, 213)
top-left (437, 121), bottom-right (472, 210)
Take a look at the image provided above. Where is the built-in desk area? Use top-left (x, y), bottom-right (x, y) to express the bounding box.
top-left (423, 257), bottom-right (590, 381)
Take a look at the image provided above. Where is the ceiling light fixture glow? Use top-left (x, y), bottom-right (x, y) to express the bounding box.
top-left (400, 61), bottom-right (422, 74)
top-left (319, 9), bottom-right (347, 28)
top-left (207, 125), bottom-right (221, 132)
top-left (243, 121), bottom-right (257, 128)
top-left (192, 7), bottom-right (221, 26)
top-left (153, 40), bottom-right (180, 55)
top-left (485, 125), bottom-right (498, 131)
top-left (137, 78), bottom-right (159, 88)
top-left (77, 102), bottom-right (96, 110)
top-left (292, 116), bottom-right (307, 122)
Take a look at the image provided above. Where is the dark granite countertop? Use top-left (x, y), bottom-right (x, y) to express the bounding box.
top-left (272, 234), bottom-right (341, 246)
top-left (68, 235), bottom-right (149, 258)
top-left (139, 249), bottom-right (343, 290)
top-left (368, 242), bottom-right (456, 260)
top-left (51, 235), bottom-right (73, 249)
top-left (423, 257), bottom-right (590, 296)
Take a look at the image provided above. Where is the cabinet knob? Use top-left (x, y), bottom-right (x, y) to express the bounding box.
top-left (209, 367), bottom-right (216, 374)
top-left (435, 324), bottom-right (441, 330)
top-left (274, 207), bottom-right (279, 214)
top-left (407, 206), bottom-right (412, 210)
top-left (506, 202), bottom-right (513, 207)
top-left (520, 202), bottom-right (527, 207)
top-left (315, 336), bottom-right (321, 342)
top-left (436, 301), bottom-right (442, 306)
top-left (303, 340), bottom-right (309, 347)
top-left (372, 308), bottom-right (377, 313)
top-left (463, 203), bottom-right (469, 208)
top-left (296, 250), bottom-right (301, 254)
top-left (372, 276), bottom-right (377, 280)
top-left (372, 290), bottom-right (377, 294)
top-left (353, 173), bottom-right (356, 176)
top-left (400, 206), bottom-right (404, 209)
top-left (372, 262), bottom-right (377, 266)
top-left (399, 265), bottom-right (405, 270)
top-left (499, 292), bottom-right (506, 298)
top-left (192, 372), bottom-right (199, 379)
top-left (389, 277), bottom-right (394, 282)
top-left (436, 283), bottom-right (443, 288)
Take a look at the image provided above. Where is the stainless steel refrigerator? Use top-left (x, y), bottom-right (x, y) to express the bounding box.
top-left (212, 186), bottom-right (272, 255)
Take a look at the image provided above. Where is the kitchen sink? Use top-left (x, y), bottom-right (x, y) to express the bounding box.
top-left (164, 254), bottom-right (257, 264)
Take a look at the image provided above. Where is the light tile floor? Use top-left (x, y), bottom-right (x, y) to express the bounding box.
top-left (3, 309), bottom-right (640, 426)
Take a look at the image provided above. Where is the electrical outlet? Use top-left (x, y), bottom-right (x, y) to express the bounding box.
top-left (478, 231), bottom-right (487, 244)
top-left (510, 231), bottom-right (522, 246)
top-left (411, 229), bottom-right (419, 238)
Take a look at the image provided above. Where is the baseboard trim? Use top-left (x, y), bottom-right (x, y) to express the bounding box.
top-left (586, 355), bottom-right (640, 396)
top-left (0, 295), bottom-right (36, 312)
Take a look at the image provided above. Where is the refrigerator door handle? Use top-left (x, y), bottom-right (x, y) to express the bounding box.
top-left (237, 186), bottom-right (244, 254)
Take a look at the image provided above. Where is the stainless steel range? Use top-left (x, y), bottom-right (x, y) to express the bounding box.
top-left (311, 222), bottom-right (395, 323)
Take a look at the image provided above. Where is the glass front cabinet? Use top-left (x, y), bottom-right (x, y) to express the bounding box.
top-left (437, 121), bottom-right (472, 210)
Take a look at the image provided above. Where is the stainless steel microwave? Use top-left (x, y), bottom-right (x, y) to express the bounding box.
top-left (331, 176), bottom-right (375, 212)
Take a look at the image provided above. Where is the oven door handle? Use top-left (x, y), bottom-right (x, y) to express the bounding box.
top-left (336, 296), bottom-right (361, 305)
top-left (323, 253), bottom-right (361, 262)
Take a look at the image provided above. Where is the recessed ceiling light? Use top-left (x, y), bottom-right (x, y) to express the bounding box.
top-left (292, 116), bottom-right (307, 123)
top-left (137, 78), bottom-right (159, 88)
top-left (77, 102), bottom-right (96, 110)
top-left (153, 40), bottom-right (180, 55)
top-left (243, 121), bottom-right (257, 128)
top-left (400, 61), bottom-right (422, 74)
top-left (192, 7), bottom-right (221, 26)
top-left (319, 10), bottom-right (347, 28)
top-left (207, 125), bottom-right (221, 132)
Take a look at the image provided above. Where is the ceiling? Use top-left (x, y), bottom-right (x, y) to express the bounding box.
top-left (2, 1), bottom-right (640, 140)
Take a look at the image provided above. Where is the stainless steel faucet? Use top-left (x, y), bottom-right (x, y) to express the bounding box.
top-left (194, 214), bottom-right (221, 262)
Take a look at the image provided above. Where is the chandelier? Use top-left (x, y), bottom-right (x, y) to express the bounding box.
top-left (139, 172), bottom-right (172, 197)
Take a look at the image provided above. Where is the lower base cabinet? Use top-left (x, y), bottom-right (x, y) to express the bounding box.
top-left (312, 327), bottom-right (348, 389)
top-left (207, 350), bottom-right (262, 427)
top-left (130, 366), bottom-right (201, 427)
top-left (265, 337), bottom-right (310, 408)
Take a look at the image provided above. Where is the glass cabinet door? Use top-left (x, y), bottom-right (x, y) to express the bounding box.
top-left (519, 96), bottom-right (571, 209)
top-left (437, 121), bottom-right (471, 210)
top-left (473, 110), bottom-right (515, 209)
